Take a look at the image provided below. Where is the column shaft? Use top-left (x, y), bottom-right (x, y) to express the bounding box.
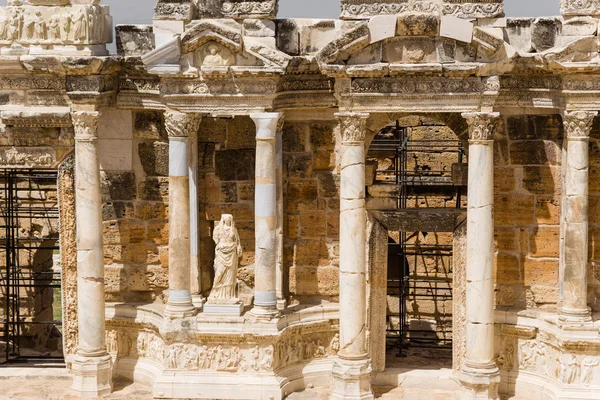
top-left (331, 112), bottom-right (373, 400)
top-left (560, 111), bottom-right (597, 324)
top-left (71, 110), bottom-right (112, 397)
top-left (189, 126), bottom-right (203, 308)
top-left (276, 119), bottom-right (286, 310)
top-left (460, 112), bottom-right (500, 400)
top-left (250, 112), bottom-right (282, 319)
top-left (164, 110), bottom-right (201, 318)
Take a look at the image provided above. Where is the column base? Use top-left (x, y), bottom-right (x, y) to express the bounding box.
top-left (276, 298), bottom-right (287, 311)
top-left (71, 353), bottom-right (113, 398)
top-left (164, 301), bottom-right (197, 319)
top-left (249, 305), bottom-right (280, 321)
top-left (330, 357), bottom-right (374, 400)
top-left (459, 363), bottom-right (500, 400)
top-left (559, 306), bottom-right (592, 328)
top-left (191, 294), bottom-right (206, 311)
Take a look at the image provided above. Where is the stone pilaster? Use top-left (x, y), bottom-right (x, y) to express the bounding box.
top-left (459, 112), bottom-right (500, 400)
top-left (331, 112), bottom-right (374, 400)
top-left (275, 115), bottom-right (286, 310)
top-left (249, 112), bottom-right (281, 320)
top-left (70, 110), bottom-right (112, 397)
top-left (189, 118), bottom-right (204, 310)
top-left (164, 110), bottom-right (201, 318)
top-left (559, 111), bottom-right (597, 326)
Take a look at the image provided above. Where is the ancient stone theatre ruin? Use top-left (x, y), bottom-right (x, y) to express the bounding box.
top-left (2, 0), bottom-right (600, 399)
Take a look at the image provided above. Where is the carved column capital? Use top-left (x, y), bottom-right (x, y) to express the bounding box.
top-left (336, 112), bottom-right (369, 144)
top-left (563, 111), bottom-right (598, 139)
top-left (462, 112), bottom-right (500, 141)
top-left (164, 110), bottom-right (201, 138)
top-left (276, 114), bottom-right (285, 132)
top-left (72, 111), bottom-right (101, 141)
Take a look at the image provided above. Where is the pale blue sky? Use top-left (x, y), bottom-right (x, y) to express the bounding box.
top-left (0, 0), bottom-right (563, 53)
top-left (0, 1), bottom-right (563, 21)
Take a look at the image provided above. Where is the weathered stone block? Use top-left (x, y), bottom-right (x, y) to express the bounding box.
top-left (495, 252), bottom-right (521, 285)
top-left (310, 123), bottom-right (335, 150)
top-left (523, 258), bottom-right (558, 286)
top-left (219, 181), bottom-right (238, 203)
top-left (535, 196), bottom-right (561, 225)
top-left (506, 115), bottom-right (563, 140)
top-left (299, 211), bottom-right (327, 238)
top-left (101, 171), bottom-right (137, 201)
top-left (289, 266), bottom-right (339, 296)
top-left (138, 176), bottom-right (169, 202)
top-left (494, 167), bottom-right (515, 192)
top-left (134, 111), bottom-right (164, 139)
top-left (509, 140), bottom-right (560, 165)
top-left (284, 153), bottom-right (313, 178)
top-left (287, 180), bottom-right (318, 203)
top-left (215, 149), bottom-right (255, 181)
top-left (529, 226), bottom-right (560, 258)
top-left (138, 141), bottom-right (169, 177)
top-left (199, 117), bottom-right (227, 143)
top-left (294, 238), bottom-right (330, 267)
top-left (116, 25), bottom-right (155, 57)
top-left (531, 18), bottom-right (559, 52)
top-left (397, 12), bottom-right (439, 37)
top-left (494, 194), bottom-right (535, 226)
top-left (522, 166), bottom-right (560, 195)
top-left (103, 202), bottom-right (135, 220)
top-left (283, 123), bottom-right (307, 152)
top-left (227, 116), bottom-right (256, 149)
top-left (494, 228), bottom-right (518, 252)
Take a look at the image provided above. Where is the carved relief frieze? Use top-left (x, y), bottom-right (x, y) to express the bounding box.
top-left (0, 5), bottom-right (110, 46)
top-left (351, 77), bottom-right (483, 94)
top-left (340, 0), bottom-right (503, 19)
top-left (154, 2), bottom-right (196, 20)
top-left (221, 1), bottom-right (278, 19)
top-left (162, 78), bottom-right (278, 97)
top-left (0, 146), bottom-right (55, 168)
top-left (560, 0), bottom-right (600, 16)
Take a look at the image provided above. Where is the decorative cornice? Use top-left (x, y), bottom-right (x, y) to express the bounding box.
top-left (560, 0), bottom-right (600, 16)
top-left (164, 110), bottom-right (201, 138)
top-left (72, 111), bottom-right (101, 141)
top-left (336, 112), bottom-right (369, 143)
top-left (563, 110), bottom-right (598, 139)
top-left (462, 112), bottom-right (499, 141)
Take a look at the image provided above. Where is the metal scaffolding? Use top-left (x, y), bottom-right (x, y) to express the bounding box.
top-left (0, 169), bottom-right (62, 365)
top-left (368, 122), bottom-right (465, 355)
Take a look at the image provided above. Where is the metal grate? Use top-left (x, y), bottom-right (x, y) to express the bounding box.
top-left (0, 169), bottom-right (63, 365)
top-left (369, 122), bottom-right (465, 355)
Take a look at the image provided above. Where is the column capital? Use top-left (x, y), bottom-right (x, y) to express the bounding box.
top-left (563, 110), bottom-right (598, 139)
top-left (72, 111), bottom-right (101, 141)
top-left (164, 110), bottom-right (201, 138)
top-left (462, 112), bottom-right (500, 141)
top-left (336, 112), bottom-right (369, 144)
top-left (251, 112), bottom-right (282, 140)
top-left (276, 114), bottom-right (285, 132)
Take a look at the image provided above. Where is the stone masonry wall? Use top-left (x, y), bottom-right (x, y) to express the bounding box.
top-left (494, 115), bottom-right (563, 312)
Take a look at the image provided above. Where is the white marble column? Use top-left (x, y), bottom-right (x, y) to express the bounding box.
top-left (164, 110), bottom-right (201, 318)
top-left (70, 111), bottom-right (112, 397)
top-left (559, 111), bottom-right (597, 326)
top-left (275, 116), bottom-right (286, 310)
top-left (459, 112), bottom-right (500, 400)
top-left (250, 112), bottom-right (282, 320)
top-left (189, 121), bottom-right (204, 310)
top-left (331, 112), bottom-right (374, 400)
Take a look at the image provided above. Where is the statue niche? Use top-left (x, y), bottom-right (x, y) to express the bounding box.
top-left (204, 214), bottom-right (245, 315)
top-left (199, 41), bottom-right (234, 67)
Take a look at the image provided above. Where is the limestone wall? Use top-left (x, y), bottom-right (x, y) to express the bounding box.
top-left (494, 115), bottom-right (564, 312)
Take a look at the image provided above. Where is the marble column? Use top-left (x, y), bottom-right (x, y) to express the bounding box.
top-left (164, 110), bottom-right (201, 318)
top-left (331, 112), bottom-right (374, 400)
top-left (559, 111), bottom-right (597, 325)
top-left (275, 116), bottom-right (286, 310)
top-left (70, 111), bottom-right (112, 397)
top-left (459, 112), bottom-right (500, 400)
top-left (250, 112), bottom-right (282, 320)
top-left (189, 121), bottom-right (204, 309)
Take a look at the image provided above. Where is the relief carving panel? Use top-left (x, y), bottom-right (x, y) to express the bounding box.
top-left (340, 0), bottom-right (503, 19)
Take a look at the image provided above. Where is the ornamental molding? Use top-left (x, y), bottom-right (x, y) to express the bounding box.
top-left (162, 77), bottom-right (278, 97)
top-left (164, 110), bottom-right (202, 137)
top-left (1, 108), bottom-right (72, 128)
top-left (340, 0), bottom-right (503, 19)
top-left (462, 111), bottom-right (499, 141)
top-left (500, 324), bottom-right (538, 339)
top-left (181, 20), bottom-right (242, 55)
top-left (317, 23), bottom-right (370, 65)
top-left (563, 110), bottom-right (598, 138)
top-left (351, 77), bottom-right (484, 94)
top-left (221, 0), bottom-right (278, 19)
top-left (560, 0), bottom-right (600, 16)
top-left (71, 110), bottom-right (101, 140)
top-left (336, 112), bottom-right (369, 143)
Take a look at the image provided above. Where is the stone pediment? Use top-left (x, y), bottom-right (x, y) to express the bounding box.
top-left (316, 13), bottom-right (513, 77)
top-left (143, 19), bottom-right (291, 77)
top-left (340, 0), bottom-right (504, 20)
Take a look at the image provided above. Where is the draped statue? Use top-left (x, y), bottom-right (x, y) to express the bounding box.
top-left (209, 214), bottom-right (242, 301)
